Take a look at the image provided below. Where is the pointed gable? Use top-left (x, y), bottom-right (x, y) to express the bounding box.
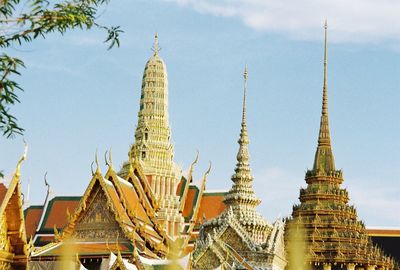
top-left (0, 147), bottom-right (29, 269)
top-left (61, 174), bottom-right (135, 244)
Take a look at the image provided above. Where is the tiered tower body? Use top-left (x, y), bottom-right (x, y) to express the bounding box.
top-left (286, 23), bottom-right (396, 270)
top-left (120, 34), bottom-right (183, 238)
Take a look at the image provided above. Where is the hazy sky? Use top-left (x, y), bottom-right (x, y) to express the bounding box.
top-left (1, 0), bottom-right (399, 227)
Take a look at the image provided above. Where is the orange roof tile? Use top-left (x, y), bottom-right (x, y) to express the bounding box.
top-left (115, 177), bottom-right (151, 224)
top-left (0, 183), bottom-right (7, 205)
top-left (24, 206), bottom-right (44, 239)
top-left (197, 192), bottom-right (226, 222)
top-left (39, 196), bottom-right (81, 232)
top-left (182, 186), bottom-right (199, 220)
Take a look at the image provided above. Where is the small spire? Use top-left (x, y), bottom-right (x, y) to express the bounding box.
top-left (228, 66), bottom-right (253, 190)
top-left (313, 21), bottom-right (335, 173)
top-left (152, 32), bottom-right (160, 56)
top-left (323, 20), bottom-right (328, 116)
top-left (243, 65), bottom-right (248, 125)
top-left (237, 65), bottom-right (250, 162)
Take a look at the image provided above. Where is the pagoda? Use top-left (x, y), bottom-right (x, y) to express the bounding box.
top-left (285, 22), bottom-right (397, 270)
top-left (192, 67), bottom-right (286, 270)
top-left (119, 33), bottom-right (185, 238)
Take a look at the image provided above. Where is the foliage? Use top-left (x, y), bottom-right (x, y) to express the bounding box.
top-left (0, 0), bottom-right (123, 138)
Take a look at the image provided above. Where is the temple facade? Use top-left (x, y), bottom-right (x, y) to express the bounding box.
top-left (192, 68), bottom-right (286, 270)
top-left (285, 23), bottom-right (397, 270)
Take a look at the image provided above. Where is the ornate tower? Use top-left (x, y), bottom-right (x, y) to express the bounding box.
top-left (286, 22), bottom-right (396, 270)
top-left (192, 68), bottom-right (286, 270)
top-left (222, 66), bottom-right (271, 243)
top-left (120, 34), bottom-right (183, 238)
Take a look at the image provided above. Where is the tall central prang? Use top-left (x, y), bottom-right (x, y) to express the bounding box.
top-left (120, 34), bottom-right (183, 238)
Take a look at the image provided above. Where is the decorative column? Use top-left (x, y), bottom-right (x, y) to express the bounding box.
top-left (160, 176), bottom-right (165, 198)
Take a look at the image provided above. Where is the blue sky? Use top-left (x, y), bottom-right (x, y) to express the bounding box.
top-left (1, 0), bottom-right (399, 227)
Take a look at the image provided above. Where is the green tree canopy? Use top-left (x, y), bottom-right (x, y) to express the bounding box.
top-left (0, 0), bottom-right (122, 139)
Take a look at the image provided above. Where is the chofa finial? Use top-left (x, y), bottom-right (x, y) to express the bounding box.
top-left (15, 140), bottom-right (28, 177)
top-left (95, 149), bottom-right (101, 175)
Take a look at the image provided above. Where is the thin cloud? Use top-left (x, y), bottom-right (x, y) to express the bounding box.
top-left (163, 0), bottom-right (400, 44)
top-left (347, 180), bottom-right (400, 226)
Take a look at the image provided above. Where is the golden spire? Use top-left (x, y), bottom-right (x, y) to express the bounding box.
top-left (237, 65), bottom-right (249, 165)
top-left (224, 65), bottom-right (261, 208)
top-left (152, 32), bottom-right (160, 56)
top-left (313, 21), bottom-right (335, 173)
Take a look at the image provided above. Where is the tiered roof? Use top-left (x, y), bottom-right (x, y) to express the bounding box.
top-left (31, 159), bottom-right (169, 260)
top-left (286, 22), bottom-right (397, 270)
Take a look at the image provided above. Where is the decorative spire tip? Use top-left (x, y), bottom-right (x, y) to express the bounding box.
top-left (152, 32), bottom-right (160, 55)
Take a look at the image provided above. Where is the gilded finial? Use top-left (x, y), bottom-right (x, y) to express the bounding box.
top-left (15, 140), bottom-right (28, 177)
top-left (105, 148), bottom-right (113, 169)
top-left (152, 32), bottom-right (160, 56)
top-left (109, 148), bottom-right (113, 168)
top-left (44, 172), bottom-right (49, 190)
top-left (90, 161), bottom-right (95, 176)
top-left (95, 149), bottom-right (101, 175)
top-left (188, 150), bottom-right (199, 182)
top-left (205, 161), bottom-right (212, 178)
top-left (243, 65), bottom-right (248, 125)
top-left (192, 150), bottom-right (199, 167)
top-left (104, 150), bottom-right (109, 167)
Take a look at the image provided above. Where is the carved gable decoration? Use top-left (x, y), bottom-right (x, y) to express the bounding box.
top-left (72, 188), bottom-right (127, 242)
top-left (219, 226), bottom-right (250, 252)
top-left (195, 248), bottom-right (221, 270)
top-left (0, 215), bottom-right (11, 253)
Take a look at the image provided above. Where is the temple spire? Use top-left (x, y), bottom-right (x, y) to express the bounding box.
top-left (224, 65), bottom-right (261, 207)
top-left (152, 33), bottom-right (160, 56)
top-left (237, 65), bottom-right (250, 169)
top-left (313, 21), bottom-right (335, 173)
top-left (323, 20), bottom-right (328, 116)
